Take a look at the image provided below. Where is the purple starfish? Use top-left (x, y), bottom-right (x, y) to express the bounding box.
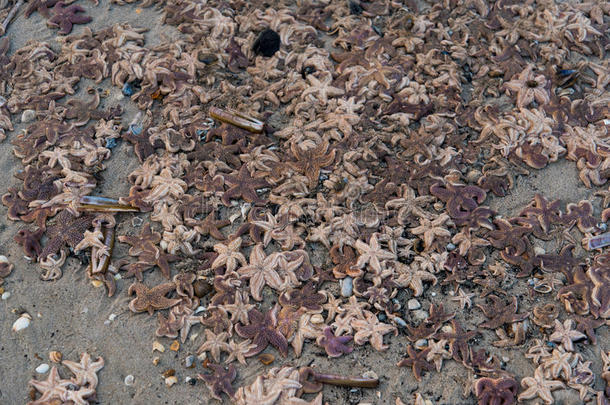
top-left (317, 327), bottom-right (353, 358)
top-left (47, 2), bottom-right (92, 35)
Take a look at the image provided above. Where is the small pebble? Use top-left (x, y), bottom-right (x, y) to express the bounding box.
top-left (21, 109), bottom-right (35, 123)
top-left (430, 292), bottom-right (437, 297)
top-left (35, 364), bottom-right (50, 374)
top-left (362, 371), bottom-right (378, 380)
top-left (170, 340), bottom-right (180, 351)
top-left (2, 291), bottom-right (10, 300)
top-left (414, 339), bottom-right (428, 348)
top-left (446, 242), bottom-right (456, 251)
top-left (12, 313), bottom-right (31, 332)
top-left (122, 82), bottom-right (135, 96)
top-left (113, 273), bottom-right (122, 280)
top-left (340, 276), bottom-right (353, 297)
top-left (393, 316), bottom-right (407, 328)
top-left (124, 375), bottom-right (135, 386)
top-left (108, 313), bottom-right (117, 321)
top-left (152, 357), bottom-right (160, 366)
top-left (528, 279), bottom-right (536, 286)
top-left (377, 313), bottom-right (387, 322)
top-left (407, 299), bottom-right (421, 310)
top-left (598, 223), bottom-right (608, 231)
top-left (194, 306), bottom-right (206, 314)
top-left (502, 356), bottom-right (510, 363)
top-left (534, 246), bottom-right (545, 256)
top-left (185, 355), bottom-right (196, 368)
top-left (413, 310), bottom-right (429, 321)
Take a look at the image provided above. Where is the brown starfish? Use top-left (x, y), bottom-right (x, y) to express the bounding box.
top-left (221, 165), bottom-right (270, 206)
top-left (47, 2), bottom-right (92, 35)
top-left (197, 363), bottom-right (237, 401)
top-left (188, 210), bottom-right (230, 240)
top-left (477, 295), bottom-right (529, 329)
top-left (40, 210), bottom-right (93, 259)
top-left (128, 282), bottom-right (181, 315)
top-left (397, 345), bottom-right (435, 381)
top-left (234, 304), bottom-right (288, 357)
top-left (288, 141), bottom-right (336, 189)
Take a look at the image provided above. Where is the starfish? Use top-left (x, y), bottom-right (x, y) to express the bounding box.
top-left (197, 363), bottom-right (237, 401)
top-left (549, 319), bottom-right (586, 351)
top-left (238, 245), bottom-right (283, 301)
top-left (128, 282), bottom-right (182, 315)
top-left (234, 304), bottom-right (288, 357)
top-left (397, 345), bottom-right (435, 382)
top-left (288, 141), bottom-right (336, 188)
top-left (197, 329), bottom-right (231, 362)
top-left (40, 210), bottom-right (93, 260)
top-left (62, 352), bottom-right (104, 389)
top-left (224, 339), bottom-right (256, 365)
top-left (190, 210), bottom-right (230, 240)
top-left (212, 237), bottom-right (247, 273)
top-left (221, 165), bottom-right (270, 206)
top-left (47, 2), bottom-right (92, 35)
top-left (477, 295), bottom-right (529, 329)
top-left (317, 326), bottom-right (353, 358)
top-left (518, 366), bottom-right (565, 404)
top-left (474, 377), bottom-right (518, 405)
top-left (302, 73), bottom-right (345, 105)
top-left (353, 233), bottom-right (397, 274)
top-left (351, 310), bottom-right (397, 351)
top-left (28, 366), bottom-right (70, 403)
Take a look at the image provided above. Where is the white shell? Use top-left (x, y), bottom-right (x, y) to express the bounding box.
top-left (21, 109), bottom-right (36, 123)
top-left (35, 364), bottom-right (50, 374)
top-left (0, 255), bottom-right (8, 263)
top-left (1, 292), bottom-right (10, 300)
top-left (124, 375), bottom-right (135, 386)
top-left (12, 313), bottom-right (31, 332)
top-left (165, 376), bottom-right (178, 387)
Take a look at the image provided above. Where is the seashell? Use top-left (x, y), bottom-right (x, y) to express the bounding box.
top-left (340, 276), bottom-right (353, 297)
top-left (152, 341), bottom-right (165, 353)
top-left (91, 279), bottom-right (104, 288)
top-left (124, 375), bottom-right (135, 386)
top-left (185, 355), bottom-right (196, 368)
top-left (49, 351), bottom-right (62, 363)
top-left (165, 375), bottom-right (178, 387)
top-left (21, 109), bottom-right (35, 123)
top-left (152, 357), bottom-right (160, 366)
top-left (1, 291), bottom-right (10, 300)
top-left (12, 313), bottom-right (31, 332)
top-left (35, 363), bottom-right (50, 374)
top-left (162, 369), bottom-right (175, 378)
top-left (258, 353), bottom-right (275, 365)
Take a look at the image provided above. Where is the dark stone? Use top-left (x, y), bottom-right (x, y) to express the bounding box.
top-left (252, 29), bottom-right (280, 57)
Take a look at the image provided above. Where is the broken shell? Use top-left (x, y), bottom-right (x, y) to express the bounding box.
top-left (407, 299), bottom-right (421, 310)
top-left (21, 109), bottom-right (35, 123)
top-left (152, 356), bottom-right (160, 366)
top-left (12, 313), bottom-right (32, 332)
top-left (49, 351), bottom-right (62, 363)
top-left (162, 368), bottom-right (176, 378)
top-left (170, 340), bottom-right (180, 351)
top-left (165, 376), bottom-right (178, 387)
top-left (124, 374), bottom-right (135, 386)
top-left (35, 363), bottom-right (50, 374)
top-left (193, 279), bottom-right (213, 298)
top-left (91, 279), bottom-right (104, 288)
top-left (185, 355), bottom-right (196, 368)
top-left (153, 341), bottom-right (165, 353)
top-left (258, 353), bottom-right (275, 365)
